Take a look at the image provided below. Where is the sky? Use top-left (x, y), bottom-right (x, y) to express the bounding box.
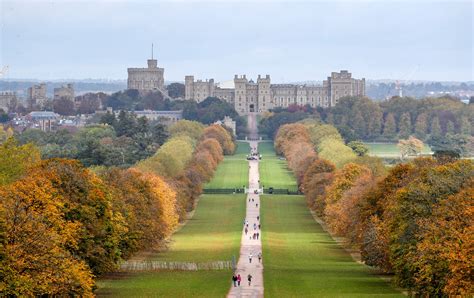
top-left (1, 0), bottom-right (473, 82)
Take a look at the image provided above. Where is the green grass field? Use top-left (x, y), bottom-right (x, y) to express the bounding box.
top-left (260, 195), bottom-right (403, 297)
top-left (365, 142), bottom-right (432, 157)
top-left (96, 194), bottom-right (245, 297)
top-left (204, 141), bottom-right (250, 188)
top-left (258, 142), bottom-right (297, 189)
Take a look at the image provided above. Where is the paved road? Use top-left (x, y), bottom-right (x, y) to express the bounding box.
top-left (228, 140), bottom-right (263, 298)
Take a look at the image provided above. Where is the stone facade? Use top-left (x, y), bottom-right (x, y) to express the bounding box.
top-left (54, 84), bottom-right (75, 101)
top-left (0, 92), bottom-right (16, 112)
top-left (184, 70), bottom-right (365, 115)
top-left (27, 83), bottom-right (47, 107)
top-left (128, 59), bottom-right (165, 93)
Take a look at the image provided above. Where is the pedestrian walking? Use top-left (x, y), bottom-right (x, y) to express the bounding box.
top-left (258, 252), bottom-right (262, 263)
top-left (256, 203), bottom-right (258, 207)
top-left (232, 274), bottom-right (237, 287)
top-left (249, 253), bottom-right (253, 263)
top-left (248, 274), bottom-right (253, 286)
top-left (245, 227), bottom-right (248, 235)
top-left (237, 274), bottom-right (241, 286)
top-left (257, 216), bottom-right (260, 221)
top-left (258, 224), bottom-right (261, 229)
top-left (253, 223), bottom-right (257, 230)
top-left (257, 232), bottom-right (260, 240)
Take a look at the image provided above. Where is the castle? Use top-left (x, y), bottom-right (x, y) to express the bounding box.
top-left (127, 50), bottom-right (365, 115)
top-left (127, 46), bottom-right (165, 93)
top-left (185, 71), bottom-right (365, 114)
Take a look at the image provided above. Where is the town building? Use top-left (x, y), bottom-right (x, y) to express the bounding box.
top-left (27, 83), bottom-right (47, 107)
top-left (27, 111), bottom-right (59, 132)
top-left (184, 70), bottom-right (366, 115)
top-left (0, 92), bottom-right (17, 112)
top-left (132, 110), bottom-right (182, 124)
top-left (54, 84), bottom-right (75, 101)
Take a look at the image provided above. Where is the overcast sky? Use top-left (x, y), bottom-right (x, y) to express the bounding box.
top-left (1, 0), bottom-right (473, 82)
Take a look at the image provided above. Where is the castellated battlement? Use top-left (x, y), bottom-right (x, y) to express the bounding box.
top-left (185, 70), bottom-right (365, 115)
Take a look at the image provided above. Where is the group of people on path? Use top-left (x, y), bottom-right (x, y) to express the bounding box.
top-left (243, 214), bottom-right (261, 240)
top-left (232, 273), bottom-right (254, 287)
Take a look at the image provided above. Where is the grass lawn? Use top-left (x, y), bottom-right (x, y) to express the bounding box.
top-left (96, 194), bottom-right (245, 296)
top-left (261, 195), bottom-right (403, 297)
top-left (204, 141), bottom-right (250, 188)
top-left (258, 142), bottom-right (297, 190)
top-left (365, 142), bottom-right (432, 158)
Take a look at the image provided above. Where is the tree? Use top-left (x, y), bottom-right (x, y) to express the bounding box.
top-left (414, 113), bottom-right (428, 139)
top-left (167, 82), bottom-right (185, 99)
top-left (302, 159), bottom-right (336, 214)
top-left (398, 136), bottom-right (424, 160)
top-left (387, 160), bottom-right (473, 293)
top-left (446, 120), bottom-right (455, 135)
top-left (430, 116), bottom-right (441, 137)
top-left (347, 140), bottom-right (369, 156)
top-left (324, 163), bottom-right (371, 234)
top-left (201, 125), bottom-right (235, 155)
top-left (169, 120), bottom-right (205, 141)
top-left (0, 173), bottom-right (94, 295)
top-left (318, 138), bottom-right (356, 168)
top-left (53, 97), bottom-right (75, 116)
top-left (383, 113), bottom-right (397, 139)
top-left (459, 116), bottom-right (471, 136)
top-left (414, 186), bottom-right (473, 296)
top-left (0, 138), bottom-right (41, 186)
top-left (398, 112), bottom-right (412, 139)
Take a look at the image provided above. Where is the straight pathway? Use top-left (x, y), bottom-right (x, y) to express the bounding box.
top-left (228, 140), bottom-right (263, 298)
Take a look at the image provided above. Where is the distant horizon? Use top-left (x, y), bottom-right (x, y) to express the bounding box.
top-left (1, 0), bottom-right (472, 82)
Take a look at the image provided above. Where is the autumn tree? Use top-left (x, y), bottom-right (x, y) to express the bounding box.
top-left (0, 174), bottom-right (94, 296)
top-left (398, 136), bottom-right (424, 160)
top-left (324, 163), bottom-right (371, 233)
top-left (302, 159), bottom-right (336, 214)
top-left (414, 186), bottom-right (473, 296)
top-left (201, 124), bottom-right (235, 155)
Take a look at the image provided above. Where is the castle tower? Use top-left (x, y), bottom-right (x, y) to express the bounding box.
top-left (234, 75), bottom-right (248, 115)
top-left (185, 75), bottom-right (194, 100)
top-left (257, 74), bottom-right (271, 113)
top-left (127, 44), bottom-right (164, 92)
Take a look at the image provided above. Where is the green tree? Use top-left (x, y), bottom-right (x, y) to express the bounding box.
top-left (0, 138), bottom-right (41, 186)
top-left (459, 116), bottom-right (471, 136)
top-left (348, 140), bottom-right (369, 156)
top-left (414, 113), bottom-right (428, 139)
top-left (383, 113), bottom-right (397, 139)
top-left (430, 116), bottom-right (441, 137)
top-left (446, 120), bottom-right (455, 135)
top-left (398, 112), bottom-right (412, 139)
top-left (53, 97), bottom-right (75, 116)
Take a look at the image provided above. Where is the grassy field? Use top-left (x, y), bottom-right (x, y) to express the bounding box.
top-left (204, 141), bottom-right (250, 188)
top-left (261, 195), bottom-right (403, 297)
top-left (258, 142), bottom-right (297, 189)
top-left (96, 194), bottom-right (245, 296)
top-left (365, 142), bottom-right (432, 157)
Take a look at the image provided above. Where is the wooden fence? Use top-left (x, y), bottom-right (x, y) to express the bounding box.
top-left (119, 260), bottom-right (234, 272)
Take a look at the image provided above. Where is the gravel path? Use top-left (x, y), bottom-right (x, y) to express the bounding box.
top-left (228, 140), bottom-right (263, 298)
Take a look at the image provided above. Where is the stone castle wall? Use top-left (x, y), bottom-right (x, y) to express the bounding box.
top-left (184, 70), bottom-right (365, 115)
